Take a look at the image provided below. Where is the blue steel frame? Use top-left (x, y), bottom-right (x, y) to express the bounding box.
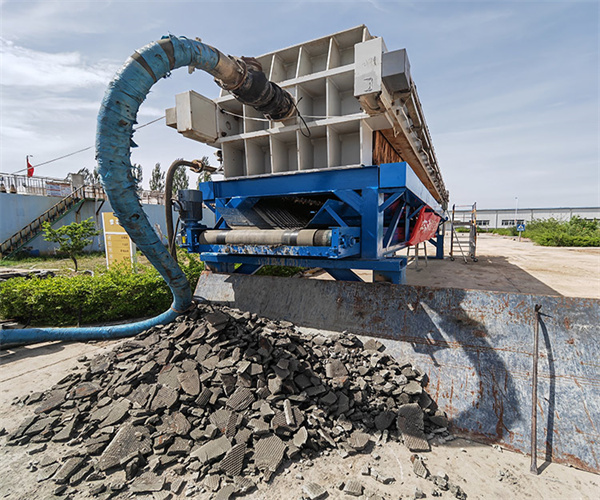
top-left (182, 162), bottom-right (444, 284)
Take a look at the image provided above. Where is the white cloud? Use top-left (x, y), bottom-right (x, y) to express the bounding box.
top-left (0, 1), bottom-right (110, 41)
top-left (0, 1), bottom-right (597, 207)
top-left (0, 124), bottom-right (33, 140)
top-left (0, 39), bottom-right (116, 90)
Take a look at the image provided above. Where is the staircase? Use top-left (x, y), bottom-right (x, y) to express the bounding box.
top-left (0, 186), bottom-right (87, 259)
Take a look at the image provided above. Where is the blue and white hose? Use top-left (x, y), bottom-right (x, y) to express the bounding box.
top-left (1, 35), bottom-right (295, 346)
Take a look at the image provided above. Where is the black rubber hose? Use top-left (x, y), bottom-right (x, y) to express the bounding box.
top-left (165, 159), bottom-right (204, 261)
top-left (232, 68), bottom-right (295, 120)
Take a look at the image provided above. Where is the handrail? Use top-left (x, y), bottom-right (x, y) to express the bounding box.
top-left (0, 172), bottom-right (164, 205)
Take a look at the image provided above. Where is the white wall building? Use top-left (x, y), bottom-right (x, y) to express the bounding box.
top-left (453, 206), bottom-right (600, 229)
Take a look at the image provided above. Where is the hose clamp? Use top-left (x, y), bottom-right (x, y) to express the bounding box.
top-left (215, 56), bottom-right (247, 92)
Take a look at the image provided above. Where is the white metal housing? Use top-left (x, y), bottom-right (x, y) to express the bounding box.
top-left (166, 26), bottom-right (448, 206)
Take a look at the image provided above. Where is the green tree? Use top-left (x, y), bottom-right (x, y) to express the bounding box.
top-left (149, 162), bottom-right (165, 191)
top-left (196, 156), bottom-right (213, 185)
top-left (77, 167), bottom-right (92, 185)
top-left (172, 162), bottom-right (189, 196)
top-left (76, 167), bottom-right (101, 185)
top-left (132, 163), bottom-right (143, 191)
top-left (42, 218), bottom-right (100, 272)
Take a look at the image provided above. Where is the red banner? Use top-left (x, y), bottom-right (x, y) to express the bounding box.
top-left (26, 157), bottom-right (34, 177)
top-left (407, 209), bottom-right (441, 246)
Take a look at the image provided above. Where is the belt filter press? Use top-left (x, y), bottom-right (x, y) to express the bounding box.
top-left (166, 26), bottom-right (449, 284)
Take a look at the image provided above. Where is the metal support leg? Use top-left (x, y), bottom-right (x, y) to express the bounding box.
top-left (530, 304), bottom-right (542, 475)
top-left (434, 223), bottom-right (444, 259)
top-left (325, 268), bottom-right (363, 282)
top-left (361, 188), bottom-right (384, 259)
top-left (373, 268), bottom-right (405, 284)
top-left (206, 262), bottom-right (236, 273)
top-left (415, 244), bottom-right (419, 269)
top-left (234, 263), bottom-right (262, 275)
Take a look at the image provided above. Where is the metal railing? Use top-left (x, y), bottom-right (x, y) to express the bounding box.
top-left (0, 172), bottom-right (165, 205)
top-left (0, 186), bottom-right (88, 258)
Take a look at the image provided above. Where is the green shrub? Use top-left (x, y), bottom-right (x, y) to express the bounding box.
top-left (0, 243), bottom-right (207, 326)
top-left (178, 250), bottom-right (205, 290)
top-left (0, 265), bottom-right (172, 326)
top-left (484, 216), bottom-right (599, 246)
top-left (521, 216), bottom-right (599, 246)
top-left (532, 233), bottom-right (600, 247)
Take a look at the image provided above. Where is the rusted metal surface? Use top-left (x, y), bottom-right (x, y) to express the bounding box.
top-left (195, 273), bottom-right (600, 473)
top-left (373, 131), bottom-right (404, 166)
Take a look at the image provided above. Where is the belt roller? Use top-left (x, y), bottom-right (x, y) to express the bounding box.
top-left (198, 229), bottom-right (331, 247)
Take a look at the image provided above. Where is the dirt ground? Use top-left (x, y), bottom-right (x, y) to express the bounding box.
top-left (1, 338), bottom-right (598, 500)
top-left (1, 235), bottom-right (599, 499)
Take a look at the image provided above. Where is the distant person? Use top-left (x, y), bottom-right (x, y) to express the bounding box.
top-left (9, 184), bottom-right (17, 194)
top-left (0, 183), bottom-right (6, 193)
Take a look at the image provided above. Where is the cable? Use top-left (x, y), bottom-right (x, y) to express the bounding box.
top-left (14, 146), bottom-right (94, 173)
top-left (219, 107), bottom-right (270, 122)
top-left (133, 115), bottom-right (165, 129)
top-left (218, 102), bottom-right (312, 137)
top-left (218, 105), bottom-right (361, 122)
top-left (11, 116), bottom-right (166, 175)
top-left (293, 97), bottom-right (311, 138)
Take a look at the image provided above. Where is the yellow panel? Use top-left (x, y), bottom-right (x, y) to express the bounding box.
top-left (102, 212), bottom-right (128, 234)
top-left (102, 212), bottom-right (134, 268)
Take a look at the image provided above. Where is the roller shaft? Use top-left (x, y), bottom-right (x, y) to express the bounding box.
top-left (198, 229), bottom-right (331, 247)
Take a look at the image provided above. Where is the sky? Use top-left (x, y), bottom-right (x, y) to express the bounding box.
top-left (0, 0), bottom-right (598, 209)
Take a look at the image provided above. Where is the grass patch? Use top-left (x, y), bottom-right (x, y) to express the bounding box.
top-left (255, 265), bottom-right (305, 277)
top-left (0, 251), bottom-right (110, 274)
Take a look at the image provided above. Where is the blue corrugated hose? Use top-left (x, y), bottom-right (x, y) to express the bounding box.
top-left (0, 36), bottom-right (222, 346)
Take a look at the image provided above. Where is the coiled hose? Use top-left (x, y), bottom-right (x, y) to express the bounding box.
top-left (0, 35), bottom-right (295, 346)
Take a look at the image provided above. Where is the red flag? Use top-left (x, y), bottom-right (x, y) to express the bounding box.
top-left (407, 209), bottom-right (442, 246)
top-left (27, 157), bottom-right (34, 177)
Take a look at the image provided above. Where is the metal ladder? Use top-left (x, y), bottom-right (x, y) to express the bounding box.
top-left (449, 203), bottom-right (478, 263)
top-left (0, 186), bottom-right (87, 259)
